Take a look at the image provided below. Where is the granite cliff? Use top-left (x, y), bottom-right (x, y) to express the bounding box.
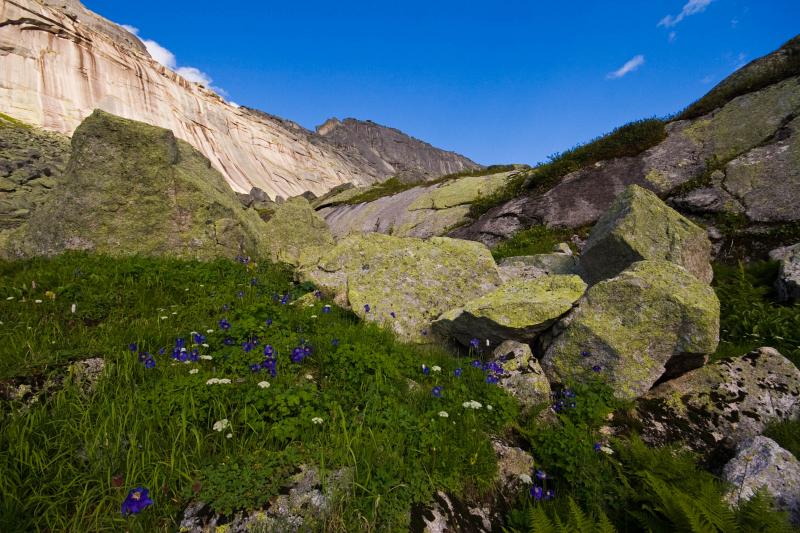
top-left (0, 0), bottom-right (477, 199)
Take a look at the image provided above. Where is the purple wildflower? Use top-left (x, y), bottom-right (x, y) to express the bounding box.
top-left (121, 486), bottom-right (153, 516)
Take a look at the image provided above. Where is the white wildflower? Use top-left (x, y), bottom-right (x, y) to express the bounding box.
top-left (438, 411), bottom-right (449, 418)
top-left (311, 417), bottom-right (324, 425)
top-left (212, 419), bottom-right (229, 432)
top-left (200, 355), bottom-right (213, 360)
top-left (600, 445), bottom-right (614, 455)
top-left (217, 378), bottom-right (231, 384)
top-left (257, 381), bottom-right (270, 389)
top-left (225, 433), bottom-right (232, 439)
top-left (519, 473), bottom-right (532, 484)
top-left (206, 329), bottom-right (214, 333)
top-left (171, 311), bottom-right (178, 315)
top-left (71, 303), bottom-right (76, 313)
top-left (462, 400), bottom-right (483, 410)
top-left (206, 378), bottom-right (219, 385)
top-left (6, 296), bottom-right (14, 300)
top-left (310, 315), bottom-right (318, 319)
top-left (304, 374), bottom-right (314, 380)
top-left (189, 369), bottom-right (199, 374)
top-left (202, 343), bottom-right (209, 348)
top-left (432, 365), bottom-right (442, 372)
top-left (34, 299), bottom-right (42, 304)
top-left (487, 405), bottom-right (493, 411)
top-left (190, 331), bottom-right (198, 335)
top-left (160, 316), bottom-right (168, 320)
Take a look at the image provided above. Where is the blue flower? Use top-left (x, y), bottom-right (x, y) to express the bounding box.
top-left (263, 345), bottom-right (274, 356)
top-left (322, 305), bottom-right (331, 314)
top-left (390, 311), bottom-right (396, 318)
top-left (128, 343), bottom-right (137, 352)
top-left (242, 341), bottom-right (255, 353)
top-left (144, 358), bottom-right (156, 369)
top-left (280, 294), bottom-right (289, 305)
top-left (592, 365), bottom-right (602, 372)
top-left (218, 318), bottom-right (231, 331)
top-left (432, 386), bottom-right (443, 398)
top-left (121, 486), bottom-right (153, 516)
top-left (530, 486), bottom-right (543, 501)
top-left (581, 350), bottom-right (591, 357)
top-left (237, 291), bottom-right (244, 299)
top-left (454, 368), bottom-right (462, 377)
top-left (364, 304), bottom-right (371, 313)
top-left (422, 364), bottom-right (430, 376)
top-left (250, 278), bottom-right (259, 286)
top-left (291, 346), bottom-right (305, 364)
top-left (175, 338), bottom-right (185, 349)
top-left (222, 304), bottom-right (229, 311)
top-left (331, 338), bottom-right (340, 347)
top-left (594, 442), bottom-right (602, 452)
top-left (469, 338), bottom-right (480, 349)
top-left (266, 318), bottom-right (273, 326)
top-left (250, 363), bottom-right (261, 373)
top-left (313, 290), bottom-right (323, 299)
top-left (158, 347), bottom-right (165, 355)
top-left (189, 348), bottom-right (200, 362)
top-left (471, 360), bottom-right (482, 368)
top-left (223, 337), bottom-right (235, 346)
top-left (193, 333), bottom-right (206, 344)
top-left (486, 375), bottom-right (499, 385)
top-left (535, 470), bottom-right (547, 480)
top-left (544, 489), bottom-right (554, 501)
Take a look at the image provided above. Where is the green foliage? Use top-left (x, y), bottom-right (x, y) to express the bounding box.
top-left (490, 225), bottom-right (587, 261)
top-left (343, 165), bottom-right (519, 206)
top-left (518, 499), bottom-right (617, 533)
top-left (677, 35), bottom-right (800, 120)
top-left (763, 419), bottom-right (800, 459)
top-left (0, 253), bottom-right (517, 531)
top-left (0, 112), bottom-right (31, 129)
top-left (711, 261), bottom-right (800, 366)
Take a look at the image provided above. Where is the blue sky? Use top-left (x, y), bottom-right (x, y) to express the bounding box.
top-left (84, 0), bottom-right (798, 165)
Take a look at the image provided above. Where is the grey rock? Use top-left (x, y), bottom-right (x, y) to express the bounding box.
top-left (635, 347), bottom-right (800, 456)
top-left (723, 436), bottom-right (800, 524)
top-left (498, 254), bottom-right (578, 282)
top-left (670, 187), bottom-right (744, 215)
top-left (491, 341), bottom-right (552, 408)
top-left (316, 117), bottom-right (480, 183)
top-left (410, 491), bottom-right (494, 533)
top-left (578, 185), bottom-right (713, 285)
top-left (775, 243), bottom-right (800, 302)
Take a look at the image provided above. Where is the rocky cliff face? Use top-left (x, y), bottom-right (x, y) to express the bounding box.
top-left (0, 0), bottom-right (477, 199)
top-left (315, 118), bottom-right (480, 183)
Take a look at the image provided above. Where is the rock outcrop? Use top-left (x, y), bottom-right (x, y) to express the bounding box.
top-left (315, 118), bottom-right (480, 183)
top-left (300, 233), bottom-right (502, 343)
top-left (635, 347), bottom-right (800, 456)
top-left (0, 0), bottom-right (477, 199)
top-left (578, 185), bottom-right (713, 285)
top-left (432, 275), bottom-right (586, 347)
top-left (450, 37), bottom-right (800, 248)
top-left (722, 436), bottom-right (800, 525)
top-left (319, 170), bottom-right (517, 239)
top-left (261, 197), bottom-right (334, 267)
top-left (541, 261), bottom-right (720, 400)
top-left (3, 110), bottom-right (268, 259)
top-left (497, 253), bottom-right (578, 282)
top-left (490, 341), bottom-right (552, 409)
top-left (774, 243), bottom-right (800, 302)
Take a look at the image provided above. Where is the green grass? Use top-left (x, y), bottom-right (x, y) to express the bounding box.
top-left (711, 261), bottom-right (800, 366)
top-left (342, 165), bottom-right (520, 206)
top-left (0, 253), bottom-right (517, 531)
top-left (490, 226), bottom-right (586, 261)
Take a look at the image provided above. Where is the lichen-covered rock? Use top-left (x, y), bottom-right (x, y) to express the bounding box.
top-left (300, 233), bottom-right (502, 342)
top-left (492, 439), bottom-right (536, 496)
top-left (542, 261), bottom-right (720, 400)
top-left (579, 185), bottom-right (713, 285)
top-left (497, 254), bottom-right (578, 282)
top-left (262, 197), bottom-right (335, 267)
top-left (635, 347), bottom-right (800, 456)
top-left (408, 172), bottom-right (511, 211)
top-left (490, 341), bottom-right (551, 408)
top-left (723, 436), bottom-right (800, 525)
top-left (409, 491), bottom-right (494, 533)
top-left (775, 243), bottom-right (800, 302)
top-left (432, 275), bottom-right (586, 346)
top-left (3, 110), bottom-right (269, 260)
top-left (179, 465), bottom-right (351, 532)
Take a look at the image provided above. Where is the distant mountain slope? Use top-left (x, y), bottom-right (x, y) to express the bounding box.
top-left (0, 0), bottom-right (477, 199)
top-left (316, 118), bottom-right (480, 183)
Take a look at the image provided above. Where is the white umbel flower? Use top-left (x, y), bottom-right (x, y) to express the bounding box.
top-left (257, 381), bottom-right (270, 389)
top-left (462, 400), bottom-right (483, 410)
top-left (438, 411), bottom-right (449, 418)
top-left (311, 417), bottom-right (323, 425)
top-left (212, 419), bottom-right (229, 432)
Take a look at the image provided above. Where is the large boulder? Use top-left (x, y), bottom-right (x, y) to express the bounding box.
top-left (432, 275), bottom-right (586, 346)
top-left (541, 261), bottom-right (720, 400)
top-left (4, 110), bottom-right (268, 260)
top-left (490, 341), bottom-right (552, 409)
top-left (634, 347), bottom-right (800, 456)
top-left (262, 197), bottom-right (334, 267)
top-left (579, 185), bottom-right (713, 285)
top-left (773, 242), bottom-right (800, 302)
top-left (300, 233), bottom-right (502, 342)
top-left (722, 436), bottom-right (800, 525)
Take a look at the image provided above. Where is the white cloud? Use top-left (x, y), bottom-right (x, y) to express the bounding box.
top-left (668, 31), bottom-right (677, 43)
top-left (658, 0), bottom-right (714, 28)
top-left (120, 23), bottom-right (217, 90)
top-left (606, 55), bottom-right (645, 80)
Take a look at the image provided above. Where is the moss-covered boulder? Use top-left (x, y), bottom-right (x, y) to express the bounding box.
top-left (541, 261), bottom-right (720, 400)
top-left (432, 275), bottom-right (586, 346)
top-left (262, 197), bottom-right (334, 267)
top-left (490, 341), bottom-right (552, 409)
top-left (633, 347), bottom-right (800, 457)
top-left (4, 110), bottom-right (268, 260)
top-left (497, 254), bottom-right (578, 282)
top-left (579, 185), bottom-right (713, 285)
top-left (300, 233), bottom-right (501, 343)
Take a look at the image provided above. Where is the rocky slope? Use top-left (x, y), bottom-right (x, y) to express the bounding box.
top-left (450, 36), bottom-right (800, 257)
top-left (315, 117), bottom-right (480, 183)
top-left (0, 0), bottom-right (477, 199)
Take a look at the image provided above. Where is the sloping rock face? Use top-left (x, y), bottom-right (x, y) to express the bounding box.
top-left (451, 38), bottom-right (800, 246)
top-left (635, 347), bottom-right (800, 456)
top-left (0, 114), bottom-right (70, 250)
top-left (300, 233), bottom-right (502, 343)
top-left (722, 436), bottom-right (800, 525)
top-left (3, 110), bottom-right (268, 259)
top-left (316, 118), bottom-right (480, 182)
top-left (261, 197), bottom-right (334, 267)
top-left (0, 0), bottom-right (477, 199)
top-left (432, 275), bottom-right (586, 346)
top-left (541, 261), bottom-right (720, 400)
top-left (319, 171), bottom-right (516, 239)
top-left (578, 185), bottom-right (713, 285)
